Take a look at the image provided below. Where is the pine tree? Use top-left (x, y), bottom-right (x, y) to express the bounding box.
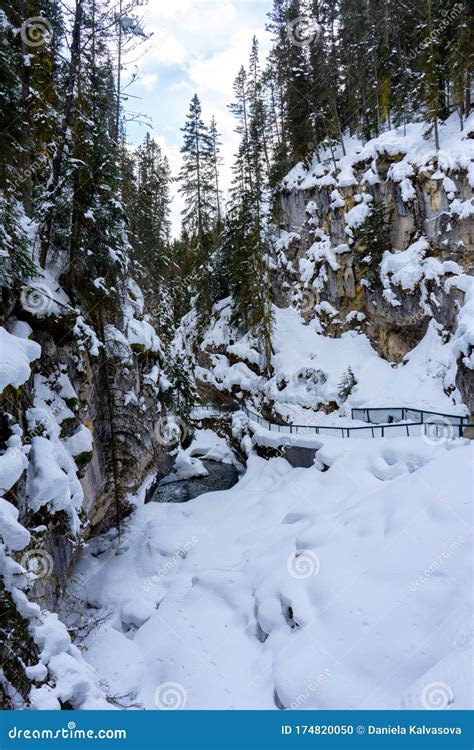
top-left (63, 0), bottom-right (129, 305)
top-left (178, 94), bottom-right (217, 312)
top-left (353, 203), bottom-right (391, 287)
top-left (338, 366), bottom-right (357, 401)
top-left (209, 116), bottom-right (223, 228)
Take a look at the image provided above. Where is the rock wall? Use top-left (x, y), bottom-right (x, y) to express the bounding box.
top-left (271, 136), bottom-right (473, 412)
top-left (0, 279), bottom-right (174, 706)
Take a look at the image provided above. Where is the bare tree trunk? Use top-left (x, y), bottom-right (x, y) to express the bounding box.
top-left (39, 0), bottom-right (83, 268)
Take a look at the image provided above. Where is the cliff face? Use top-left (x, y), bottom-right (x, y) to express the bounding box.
top-left (274, 119), bottom-right (474, 413)
top-left (4, 282), bottom-right (173, 584)
top-left (180, 117), bottom-right (473, 421)
top-left (0, 277), bottom-right (174, 707)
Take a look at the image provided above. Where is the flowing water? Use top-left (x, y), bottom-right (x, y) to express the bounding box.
top-left (152, 459), bottom-right (240, 503)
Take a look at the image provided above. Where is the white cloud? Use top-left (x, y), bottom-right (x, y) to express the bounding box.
top-left (126, 0), bottom-right (272, 236)
top-left (147, 28), bottom-right (189, 66)
top-left (139, 73), bottom-right (158, 91)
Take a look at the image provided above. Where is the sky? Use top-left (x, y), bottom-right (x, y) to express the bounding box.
top-left (124, 0), bottom-right (273, 236)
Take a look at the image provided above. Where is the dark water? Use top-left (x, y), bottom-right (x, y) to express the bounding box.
top-left (152, 459), bottom-right (240, 503)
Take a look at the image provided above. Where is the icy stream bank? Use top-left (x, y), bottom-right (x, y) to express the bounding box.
top-left (152, 459), bottom-right (240, 503)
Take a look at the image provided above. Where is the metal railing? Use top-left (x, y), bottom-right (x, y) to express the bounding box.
top-left (193, 403), bottom-right (471, 440)
top-left (351, 406), bottom-right (469, 427)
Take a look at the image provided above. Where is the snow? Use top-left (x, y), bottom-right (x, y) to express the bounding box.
top-left (123, 279), bottom-right (163, 354)
top-left (345, 202), bottom-right (370, 229)
top-left (187, 428), bottom-right (238, 466)
top-left (0, 498), bottom-right (30, 551)
top-left (62, 424), bottom-right (93, 458)
top-left (283, 113), bottom-right (474, 227)
top-left (160, 452), bottom-right (208, 485)
top-left (196, 303), bottom-right (468, 425)
top-left (104, 324), bottom-right (133, 361)
top-left (74, 316), bottom-right (102, 357)
top-left (380, 237), bottom-right (443, 304)
top-left (127, 317), bottom-right (162, 354)
top-left (447, 274), bottom-right (474, 370)
top-left (0, 434), bottom-right (28, 493)
top-left (70, 436), bottom-right (472, 710)
top-left (449, 198), bottom-right (474, 219)
top-left (0, 326), bottom-right (41, 393)
top-left (26, 436), bottom-right (83, 531)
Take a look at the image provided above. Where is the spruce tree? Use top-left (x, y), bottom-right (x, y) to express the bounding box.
top-left (178, 94), bottom-right (216, 312)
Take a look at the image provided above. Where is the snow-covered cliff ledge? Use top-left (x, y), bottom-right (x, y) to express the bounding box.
top-left (0, 270), bottom-right (174, 707)
top-left (181, 115), bottom-right (473, 420)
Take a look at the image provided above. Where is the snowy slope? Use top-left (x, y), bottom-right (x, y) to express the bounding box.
top-left (283, 113), bottom-right (474, 195)
top-left (191, 301), bottom-right (469, 425)
top-left (71, 433), bottom-right (472, 710)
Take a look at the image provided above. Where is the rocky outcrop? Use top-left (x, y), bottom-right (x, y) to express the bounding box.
top-left (271, 131), bottom-right (474, 412)
top-left (0, 277), bottom-right (175, 706)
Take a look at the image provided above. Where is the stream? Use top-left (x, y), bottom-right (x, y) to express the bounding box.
top-left (152, 458), bottom-right (240, 503)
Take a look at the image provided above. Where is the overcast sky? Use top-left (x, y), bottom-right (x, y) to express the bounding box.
top-left (125, 0), bottom-right (272, 236)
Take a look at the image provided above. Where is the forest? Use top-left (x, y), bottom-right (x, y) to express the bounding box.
top-left (0, 0), bottom-right (472, 718)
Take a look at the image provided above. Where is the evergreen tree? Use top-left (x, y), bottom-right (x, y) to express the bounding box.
top-left (177, 94), bottom-right (217, 312)
top-left (353, 203), bottom-right (391, 287)
top-left (64, 0), bottom-right (128, 304)
top-left (338, 366), bottom-right (357, 401)
top-left (209, 116), bottom-right (223, 228)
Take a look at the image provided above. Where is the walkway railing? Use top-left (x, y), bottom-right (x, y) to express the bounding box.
top-left (351, 406), bottom-right (468, 427)
top-left (193, 404), bottom-right (471, 440)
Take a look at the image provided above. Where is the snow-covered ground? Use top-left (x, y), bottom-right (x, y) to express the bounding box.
top-left (70, 429), bottom-right (472, 710)
top-left (195, 302), bottom-right (470, 426)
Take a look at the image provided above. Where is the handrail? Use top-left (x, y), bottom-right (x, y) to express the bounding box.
top-left (193, 403), bottom-right (471, 440)
top-left (351, 406), bottom-right (469, 425)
